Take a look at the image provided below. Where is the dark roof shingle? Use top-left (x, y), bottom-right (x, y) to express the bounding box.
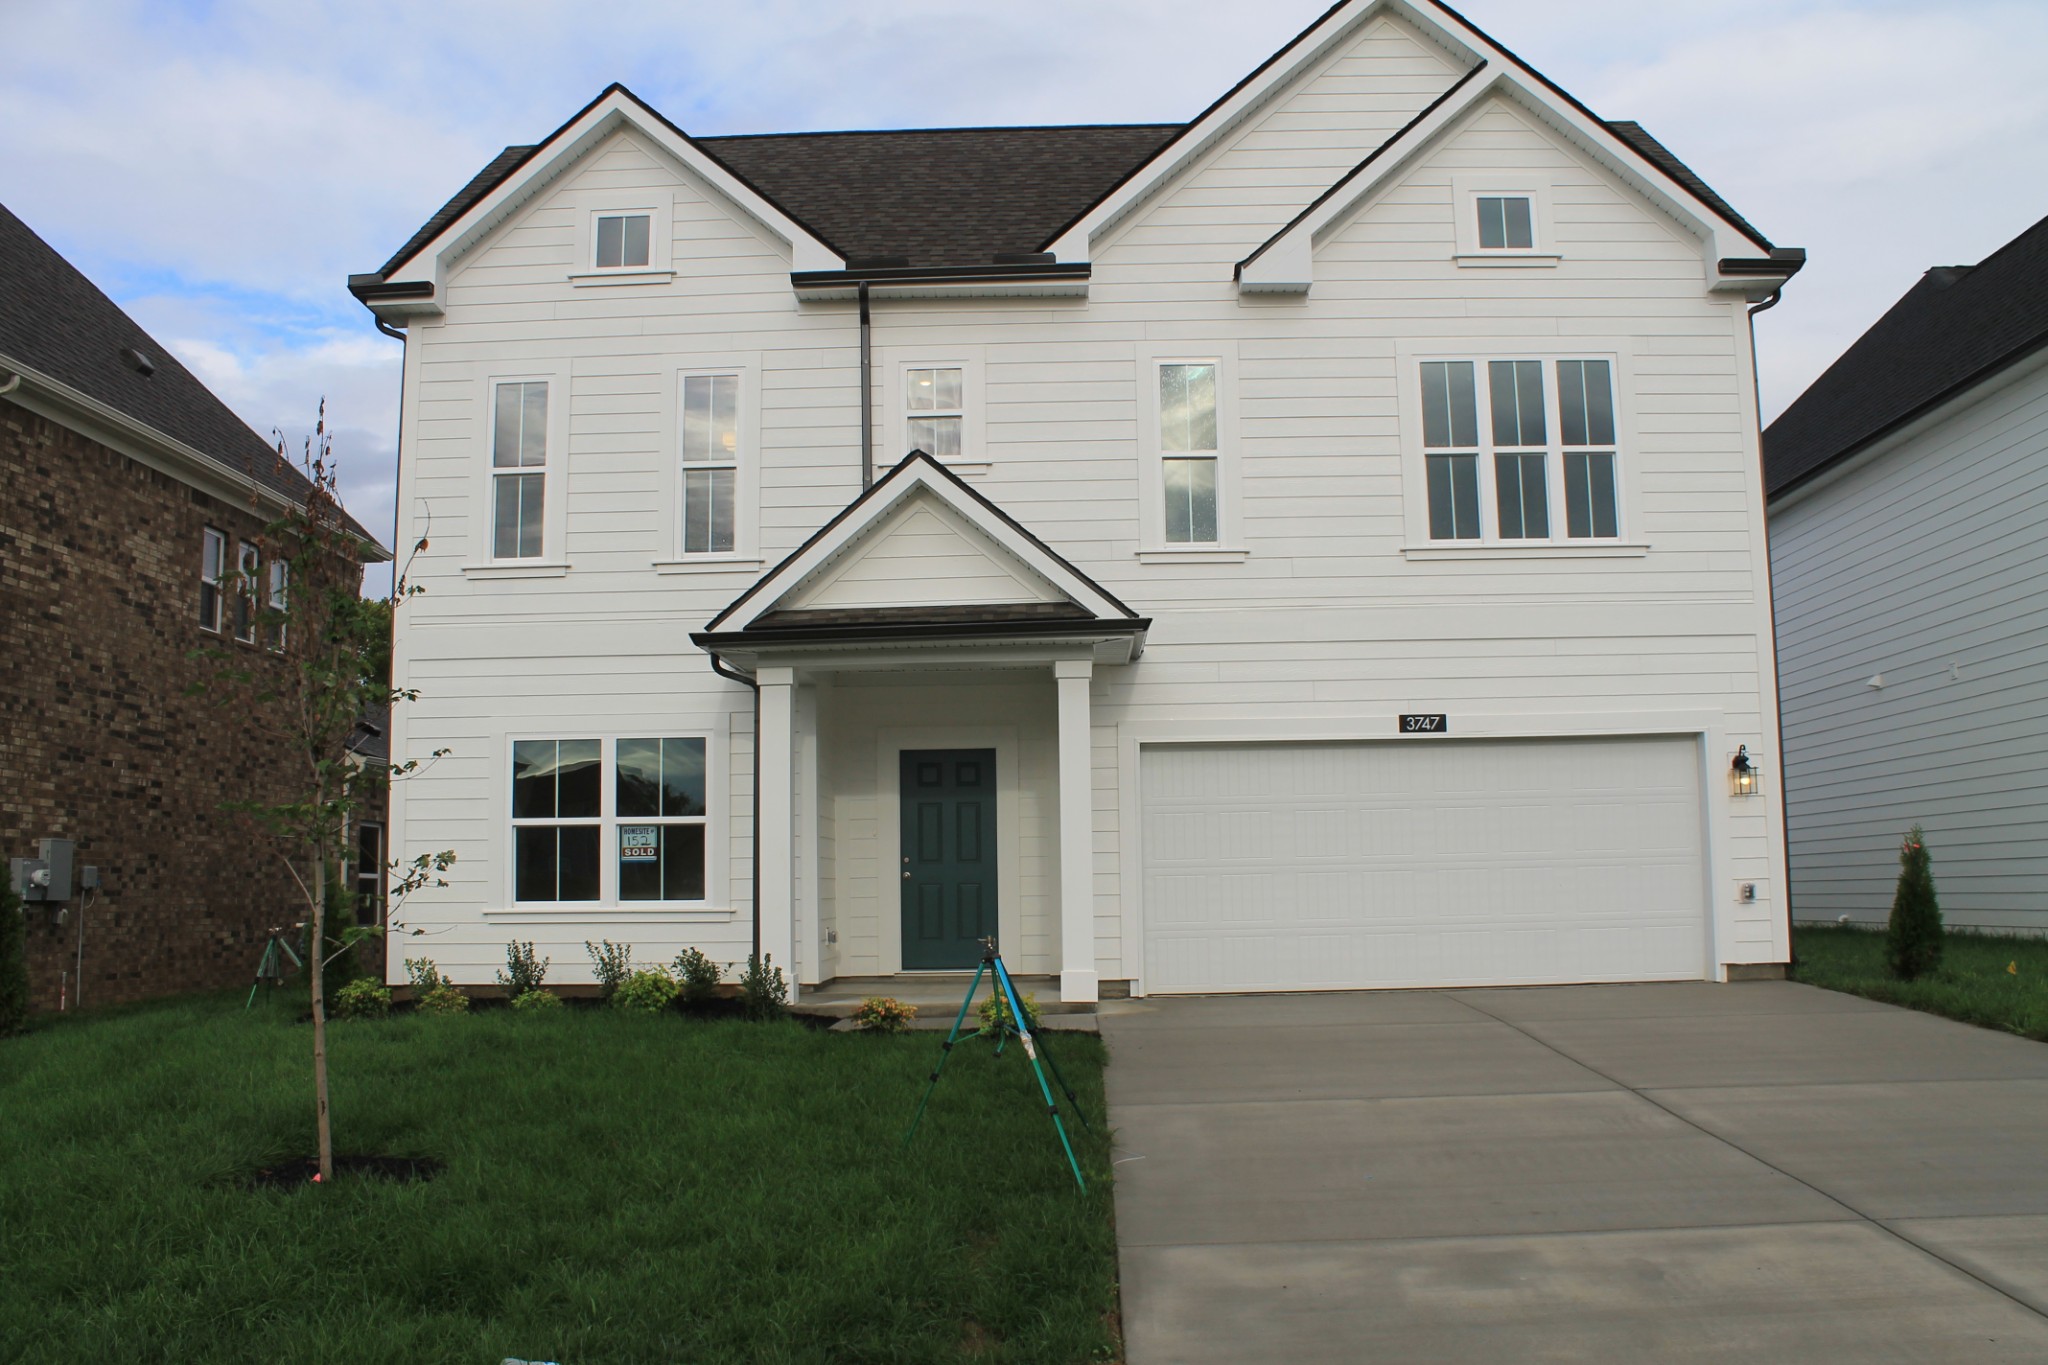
top-left (0, 200), bottom-right (379, 546)
top-left (1764, 210), bottom-right (2048, 497)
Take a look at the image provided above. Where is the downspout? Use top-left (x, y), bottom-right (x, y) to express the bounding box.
top-left (708, 651), bottom-right (763, 959)
top-left (0, 369), bottom-right (21, 396)
top-left (858, 282), bottom-right (873, 489)
top-left (1747, 286), bottom-right (1796, 966)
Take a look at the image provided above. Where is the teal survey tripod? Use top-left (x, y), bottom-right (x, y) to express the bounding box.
top-left (245, 922), bottom-right (304, 1010)
top-left (904, 938), bottom-right (1091, 1192)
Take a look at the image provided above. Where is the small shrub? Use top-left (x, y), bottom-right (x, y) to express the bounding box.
top-left (585, 940), bottom-right (634, 999)
top-left (331, 977), bottom-right (392, 1020)
top-left (1887, 825), bottom-right (1945, 982)
top-left (0, 883), bottom-right (26, 1038)
top-left (672, 946), bottom-right (724, 1006)
top-left (738, 953), bottom-right (788, 1021)
top-left (404, 957), bottom-right (469, 1015)
top-left (978, 989), bottom-right (1041, 1035)
top-left (613, 967), bottom-right (679, 1013)
top-left (854, 996), bottom-right (916, 1033)
top-left (497, 940), bottom-right (550, 995)
top-left (510, 988), bottom-right (564, 1013)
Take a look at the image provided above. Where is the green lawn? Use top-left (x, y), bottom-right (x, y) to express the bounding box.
top-left (1793, 923), bottom-right (2048, 1040)
top-left (0, 993), bottom-right (1119, 1364)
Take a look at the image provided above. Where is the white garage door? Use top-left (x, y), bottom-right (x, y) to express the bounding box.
top-left (1141, 738), bottom-right (1706, 993)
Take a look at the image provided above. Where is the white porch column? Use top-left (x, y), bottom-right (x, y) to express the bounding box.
top-left (1055, 658), bottom-right (1099, 1003)
top-left (756, 666), bottom-right (797, 993)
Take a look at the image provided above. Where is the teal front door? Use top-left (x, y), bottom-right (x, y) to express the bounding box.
top-left (900, 749), bottom-right (996, 969)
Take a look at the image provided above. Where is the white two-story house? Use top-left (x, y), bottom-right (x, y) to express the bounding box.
top-left (350, 0), bottom-right (1803, 1002)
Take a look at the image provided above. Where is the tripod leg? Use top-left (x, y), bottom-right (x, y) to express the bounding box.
top-left (1033, 1026), bottom-right (1092, 1132)
top-left (994, 956), bottom-right (1088, 1194)
top-left (904, 960), bottom-right (986, 1147)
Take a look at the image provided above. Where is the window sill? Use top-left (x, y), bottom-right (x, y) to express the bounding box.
top-left (943, 461), bottom-right (991, 479)
top-left (482, 906), bottom-right (738, 923)
top-left (462, 561), bottom-right (571, 580)
top-left (653, 556), bottom-right (766, 575)
top-left (567, 270), bottom-right (675, 287)
top-left (1136, 546), bottom-right (1251, 565)
top-left (1401, 541), bottom-right (1649, 560)
top-left (1452, 253), bottom-right (1562, 268)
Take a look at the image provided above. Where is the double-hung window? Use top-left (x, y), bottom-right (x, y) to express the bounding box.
top-left (1159, 362), bottom-right (1219, 544)
top-left (199, 527), bottom-right (225, 632)
top-left (1418, 357), bottom-right (1623, 544)
top-left (905, 367), bottom-right (964, 460)
top-left (680, 373), bottom-right (738, 555)
top-left (265, 560), bottom-right (289, 652)
top-left (511, 737), bottom-right (710, 905)
top-left (492, 380), bottom-right (548, 559)
top-left (233, 541), bottom-right (259, 642)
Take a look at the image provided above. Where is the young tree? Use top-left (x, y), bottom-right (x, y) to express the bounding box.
top-left (195, 402), bottom-right (452, 1181)
top-left (1886, 825), bottom-right (1944, 982)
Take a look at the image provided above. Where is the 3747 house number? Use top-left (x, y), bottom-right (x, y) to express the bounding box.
top-left (1399, 714), bottom-right (1448, 734)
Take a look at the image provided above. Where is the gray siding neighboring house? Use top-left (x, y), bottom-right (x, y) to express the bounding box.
top-left (1765, 211), bottom-right (2048, 931)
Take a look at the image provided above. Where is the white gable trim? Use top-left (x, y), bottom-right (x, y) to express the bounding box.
top-left (382, 86), bottom-right (842, 305)
top-left (706, 452), bottom-right (1138, 631)
top-left (780, 491), bottom-right (1066, 612)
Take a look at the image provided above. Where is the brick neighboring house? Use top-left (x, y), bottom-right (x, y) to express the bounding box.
top-left (0, 200), bottom-right (389, 1012)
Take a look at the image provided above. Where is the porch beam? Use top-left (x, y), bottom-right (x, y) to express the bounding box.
top-left (757, 666), bottom-right (798, 995)
top-left (1055, 658), bottom-right (1099, 1003)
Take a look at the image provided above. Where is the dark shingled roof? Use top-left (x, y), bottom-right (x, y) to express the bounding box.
top-left (1604, 121), bottom-right (1771, 251)
top-left (1764, 210), bottom-right (2048, 498)
top-left (1, 200), bottom-right (379, 546)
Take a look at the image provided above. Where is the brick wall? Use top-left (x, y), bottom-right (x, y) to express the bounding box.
top-left (0, 398), bottom-right (362, 1011)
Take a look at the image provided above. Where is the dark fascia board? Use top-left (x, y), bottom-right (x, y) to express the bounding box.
top-left (1768, 331), bottom-right (2048, 502)
top-left (347, 275), bottom-right (435, 302)
top-left (691, 615), bottom-right (1152, 650)
top-left (703, 448), bottom-right (1143, 633)
top-left (1719, 248), bottom-right (1807, 278)
top-left (791, 261), bottom-right (1091, 289)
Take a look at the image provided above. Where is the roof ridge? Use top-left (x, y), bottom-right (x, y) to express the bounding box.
top-left (700, 121), bottom-right (1183, 142)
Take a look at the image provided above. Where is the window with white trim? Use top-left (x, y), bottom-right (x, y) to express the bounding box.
top-left (680, 373), bottom-right (739, 555)
top-left (1418, 357), bottom-right (1622, 543)
top-left (905, 366), bottom-right (964, 460)
top-left (491, 380), bottom-right (548, 559)
top-left (233, 540), bottom-right (259, 642)
top-left (594, 213), bottom-right (651, 270)
top-left (265, 559), bottom-right (289, 652)
top-left (1159, 362), bottom-right (1219, 544)
top-left (199, 527), bottom-right (225, 632)
top-left (511, 737), bottom-right (709, 905)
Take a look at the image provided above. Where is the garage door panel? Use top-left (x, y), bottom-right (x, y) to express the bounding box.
top-left (1142, 738), bottom-right (1706, 993)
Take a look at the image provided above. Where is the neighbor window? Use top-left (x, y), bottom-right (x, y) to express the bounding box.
top-left (354, 821), bottom-right (384, 926)
top-left (680, 373), bottom-right (739, 554)
top-left (265, 559), bottom-right (289, 652)
top-left (1476, 195), bottom-right (1534, 250)
top-left (511, 737), bottom-right (711, 905)
top-left (492, 380), bottom-right (548, 559)
top-left (905, 366), bottom-right (964, 460)
top-left (199, 527), bottom-right (225, 632)
top-left (233, 541), bottom-right (259, 642)
top-left (595, 213), bottom-right (651, 270)
top-left (1159, 362), bottom-right (1219, 544)
top-left (1418, 357), bottom-right (1622, 543)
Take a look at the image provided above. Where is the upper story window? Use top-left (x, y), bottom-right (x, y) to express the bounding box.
top-left (511, 736), bottom-right (709, 905)
top-left (233, 540), bottom-right (260, 642)
top-left (594, 213), bottom-right (651, 270)
top-left (1159, 362), bottom-right (1219, 544)
top-left (1476, 195), bottom-right (1534, 251)
top-left (1452, 177), bottom-right (1555, 265)
top-left (1418, 357), bottom-right (1622, 544)
top-left (198, 527), bottom-right (225, 632)
top-left (492, 380), bottom-right (549, 559)
top-left (905, 367), bottom-right (964, 460)
top-left (680, 373), bottom-right (739, 555)
top-left (266, 560), bottom-right (289, 652)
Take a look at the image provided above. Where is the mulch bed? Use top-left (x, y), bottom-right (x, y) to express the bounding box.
top-left (245, 1155), bottom-right (444, 1191)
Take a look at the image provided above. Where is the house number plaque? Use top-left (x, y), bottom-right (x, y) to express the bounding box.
top-left (1398, 714), bottom-right (1448, 734)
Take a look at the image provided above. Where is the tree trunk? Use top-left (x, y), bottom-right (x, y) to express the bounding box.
top-left (311, 853), bottom-right (334, 1183)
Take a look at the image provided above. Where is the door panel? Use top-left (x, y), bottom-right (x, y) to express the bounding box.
top-left (901, 748), bottom-right (997, 969)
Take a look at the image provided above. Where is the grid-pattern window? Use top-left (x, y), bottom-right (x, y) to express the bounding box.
top-left (512, 739), bottom-right (601, 903)
top-left (1419, 357), bottom-right (1622, 543)
top-left (681, 373), bottom-right (738, 554)
top-left (199, 527), bottom-right (225, 632)
top-left (511, 738), bottom-right (712, 905)
top-left (595, 214), bottom-right (651, 269)
top-left (266, 560), bottom-right (289, 652)
top-left (1160, 362), bottom-right (1219, 544)
top-left (906, 367), bottom-right (963, 460)
top-left (1477, 195), bottom-right (1535, 250)
top-left (616, 738), bottom-right (707, 902)
top-left (233, 541), bottom-right (259, 642)
top-left (492, 381), bottom-right (547, 559)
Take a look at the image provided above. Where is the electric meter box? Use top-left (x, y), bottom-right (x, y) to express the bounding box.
top-left (10, 837), bottom-right (75, 903)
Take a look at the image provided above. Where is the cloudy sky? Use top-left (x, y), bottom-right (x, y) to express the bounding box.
top-left (7, 0), bottom-right (2045, 592)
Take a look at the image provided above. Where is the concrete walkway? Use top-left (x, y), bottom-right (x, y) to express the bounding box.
top-left (1101, 982), bottom-right (2048, 1363)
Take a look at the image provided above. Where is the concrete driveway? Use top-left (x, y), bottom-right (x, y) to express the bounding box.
top-left (1101, 982), bottom-right (2048, 1363)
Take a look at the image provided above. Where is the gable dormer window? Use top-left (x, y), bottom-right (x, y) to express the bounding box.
top-left (1476, 195), bottom-right (1534, 251)
top-left (1452, 177), bottom-right (1556, 265)
top-left (595, 213), bottom-right (651, 270)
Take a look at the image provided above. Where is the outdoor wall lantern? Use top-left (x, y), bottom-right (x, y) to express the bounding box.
top-left (1729, 745), bottom-right (1761, 797)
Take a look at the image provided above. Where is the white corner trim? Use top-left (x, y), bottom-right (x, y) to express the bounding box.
top-left (1400, 541), bottom-right (1649, 560)
top-left (653, 556), bottom-right (766, 575)
top-left (462, 561), bottom-right (572, 579)
top-left (1452, 253), bottom-right (1561, 268)
top-left (1135, 547), bottom-right (1251, 564)
top-left (568, 269), bottom-right (676, 287)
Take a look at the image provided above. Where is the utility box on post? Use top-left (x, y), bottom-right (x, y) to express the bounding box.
top-left (10, 837), bottom-right (75, 903)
